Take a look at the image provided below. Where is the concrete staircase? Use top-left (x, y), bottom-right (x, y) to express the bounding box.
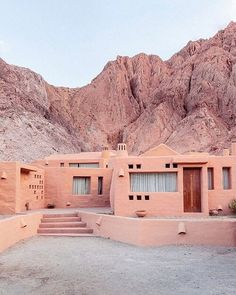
top-left (37, 212), bottom-right (94, 237)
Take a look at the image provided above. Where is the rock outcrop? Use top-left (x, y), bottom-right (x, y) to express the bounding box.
top-left (1, 22), bottom-right (236, 161)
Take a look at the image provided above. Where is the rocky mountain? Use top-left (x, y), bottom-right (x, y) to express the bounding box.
top-left (1, 22), bottom-right (236, 161)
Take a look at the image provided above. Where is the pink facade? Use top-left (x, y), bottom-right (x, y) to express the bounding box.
top-left (0, 143), bottom-right (236, 217)
top-left (0, 162), bottom-right (44, 214)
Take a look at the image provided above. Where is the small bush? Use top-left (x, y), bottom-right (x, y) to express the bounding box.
top-left (228, 199), bottom-right (236, 212)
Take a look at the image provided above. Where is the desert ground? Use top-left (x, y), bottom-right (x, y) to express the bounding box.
top-left (0, 236), bottom-right (235, 295)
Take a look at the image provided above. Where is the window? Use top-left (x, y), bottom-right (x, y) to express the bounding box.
top-left (172, 163), bottom-right (178, 168)
top-left (137, 195), bottom-right (142, 200)
top-left (73, 177), bottom-right (91, 195)
top-left (98, 177), bottom-right (103, 195)
top-left (136, 164), bottom-right (141, 169)
top-left (130, 172), bottom-right (177, 192)
top-left (223, 167), bottom-right (231, 189)
top-left (145, 195), bottom-right (150, 200)
top-left (208, 168), bottom-right (214, 190)
top-left (129, 195), bottom-right (134, 200)
top-left (60, 163), bottom-right (64, 167)
top-left (165, 163), bottom-right (170, 168)
top-left (69, 163), bottom-right (99, 168)
top-left (128, 164), bottom-right (134, 169)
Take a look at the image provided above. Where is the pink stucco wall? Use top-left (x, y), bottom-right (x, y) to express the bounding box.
top-left (0, 162), bottom-right (44, 214)
top-left (79, 211), bottom-right (236, 247)
top-left (44, 167), bottom-right (112, 208)
top-left (0, 213), bottom-right (42, 252)
top-left (109, 153), bottom-right (236, 217)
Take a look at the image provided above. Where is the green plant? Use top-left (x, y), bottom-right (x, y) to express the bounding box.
top-left (228, 199), bottom-right (236, 212)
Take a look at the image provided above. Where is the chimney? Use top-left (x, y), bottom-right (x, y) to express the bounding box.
top-left (231, 138), bottom-right (236, 155)
top-left (223, 149), bottom-right (230, 156)
top-left (116, 143), bottom-right (128, 157)
top-left (101, 146), bottom-right (110, 159)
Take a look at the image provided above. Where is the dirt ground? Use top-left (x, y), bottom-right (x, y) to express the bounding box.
top-left (0, 236), bottom-right (235, 295)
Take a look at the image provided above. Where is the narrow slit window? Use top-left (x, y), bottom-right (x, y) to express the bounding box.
top-left (208, 168), bottom-right (214, 190)
top-left (223, 167), bottom-right (231, 189)
top-left (98, 177), bottom-right (103, 195)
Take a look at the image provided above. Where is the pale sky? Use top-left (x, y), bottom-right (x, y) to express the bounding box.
top-left (0, 0), bottom-right (236, 87)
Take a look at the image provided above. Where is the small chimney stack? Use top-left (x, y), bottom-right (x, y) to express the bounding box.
top-left (231, 138), bottom-right (236, 155)
top-left (116, 143), bottom-right (128, 157)
top-left (223, 149), bottom-right (230, 156)
top-left (101, 146), bottom-right (110, 159)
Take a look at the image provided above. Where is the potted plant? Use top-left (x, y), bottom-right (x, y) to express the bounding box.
top-left (228, 199), bottom-right (236, 213)
top-left (135, 210), bottom-right (147, 218)
top-left (47, 203), bottom-right (55, 209)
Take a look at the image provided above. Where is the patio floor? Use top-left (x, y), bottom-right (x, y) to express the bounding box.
top-left (0, 236), bottom-right (235, 295)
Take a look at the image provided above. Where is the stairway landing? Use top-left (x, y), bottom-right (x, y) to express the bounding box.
top-left (37, 212), bottom-right (95, 237)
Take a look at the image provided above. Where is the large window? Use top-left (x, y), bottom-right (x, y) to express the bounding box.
top-left (208, 168), bottom-right (214, 190)
top-left (73, 177), bottom-right (91, 195)
top-left (222, 167), bottom-right (231, 189)
top-left (69, 163), bottom-right (99, 168)
top-left (130, 172), bottom-right (177, 192)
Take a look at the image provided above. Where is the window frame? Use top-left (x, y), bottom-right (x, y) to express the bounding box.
top-left (207, 167), bottom-right (214, 190)
top-left (222, 167), bottom-right (231, 190)
top-left (72, 176), bottom-right (91, 195)
top-left (130, 172), bottom-right (178, 193)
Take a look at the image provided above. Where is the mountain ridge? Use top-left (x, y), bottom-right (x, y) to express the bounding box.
top-left (1, 22), bottom-right (236, 161)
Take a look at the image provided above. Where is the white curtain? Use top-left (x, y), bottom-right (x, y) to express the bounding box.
top-left (223, 167), bottom-right (230, 189)
top-left (69, 163), bottom-right (79, 167)
top-left (130, 172), bottom-right (177, 192)
top-left (208, 168), bottom-right (214, 190)
top-left (79, 163), bottom-right (99, 168)
top-left (69, 163), bottom-right (99, 168)
top-left (73, 177), bottom-right (90, 194)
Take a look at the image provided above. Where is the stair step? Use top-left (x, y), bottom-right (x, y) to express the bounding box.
top-left (41, 217), bottom-right (81, 223)
top-left (39, 222), bottom-right (86, 228)
top-left (37, 227), bottom-right (93, 234)
top-left (43, 213), bottom-right (78, 218)
top-left (38, 233), bottom-right (96, 237)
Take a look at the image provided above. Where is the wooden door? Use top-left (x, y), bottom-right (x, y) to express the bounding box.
top-left (183, 168), bottom-right (201, 212)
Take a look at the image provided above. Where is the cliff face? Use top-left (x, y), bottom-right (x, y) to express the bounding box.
top-left (1, 22), bottom-right (236, 161)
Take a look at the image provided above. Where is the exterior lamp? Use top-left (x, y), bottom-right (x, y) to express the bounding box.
top-left (177, 222), bottom-right (186, 235)
top-left (1, 171), bottom-right (7, 179)
top-left (118, 169), bottom-right (125, 177)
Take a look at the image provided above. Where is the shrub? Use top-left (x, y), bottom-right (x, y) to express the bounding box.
top-left (228, 199), bottom-right (236, 212)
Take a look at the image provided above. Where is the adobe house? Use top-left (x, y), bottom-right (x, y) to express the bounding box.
top-left (0, 162), bottom-right (44, 214)
top-left (110, 143), bottom-right (236, 217)
top-left (31, 149), bottom-right (118, 209)
top-left (0, 142), bottom-right (236, 217)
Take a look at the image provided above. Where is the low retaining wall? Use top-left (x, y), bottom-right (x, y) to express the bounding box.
top-left (79, 211), bottom-right (236, 247)
top-left (0, 213), bottom-right (42, 252)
